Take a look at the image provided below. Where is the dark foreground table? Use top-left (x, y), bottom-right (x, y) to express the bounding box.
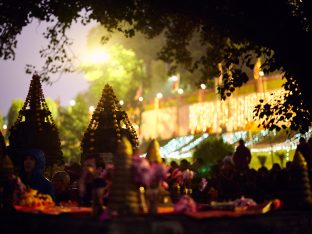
top-left (1, 209), bottom-right (312, 234)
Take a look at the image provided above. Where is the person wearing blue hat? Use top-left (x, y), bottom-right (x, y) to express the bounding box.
top-left (19, 149), bottom-right (53, 197)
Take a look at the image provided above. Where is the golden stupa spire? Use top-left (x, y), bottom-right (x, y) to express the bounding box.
top-left (81, 84), bottom-right (139, 162)
top-left (146, 139), bottom-right (162, 164)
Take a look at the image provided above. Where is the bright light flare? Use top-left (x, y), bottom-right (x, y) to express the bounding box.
top-left (178, 88), bottom-right (184, 94)
top-left (200, 84), bottom-right (206, 89)
top-left (259, 71), bottom-right (264, 77)
top-left (156, 92), bottom-right (163, 99)
top-left (168, 75), bottom-right (179, 82)
top-left (119, 100), bottom-right (124, 106)
top-left (83, 49), bottom-right (110, 65)
top-left (2, 124), bottom-right (7, 130)
top-left (69, 99), bottom-right (76, 106)
top-left (89, 106), bottom-right (95, 112)
top-left (138, 96), bottom-right (144, 102)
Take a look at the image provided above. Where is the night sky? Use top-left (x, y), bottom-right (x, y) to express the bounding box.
top-left (0, 20), bottom-right (96, 116)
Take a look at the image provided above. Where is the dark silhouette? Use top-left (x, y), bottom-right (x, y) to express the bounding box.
top-left (295, 137), bottom-right (312, 170)
top-left (52, 171), bottom-right (78, 205)
top-left (233, 139), bottom-right (252, 172)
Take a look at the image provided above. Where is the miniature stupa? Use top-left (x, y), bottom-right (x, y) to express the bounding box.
top-left (286, 152), bottom-right (312, 209)
top-left (81, 84), bottom-right (139, 162)
top-left (8, 75), bottom-right (63, 167)
top-left (146, 139), bottom-right (162, 164)
top-left (0, 130), bottom-right (5, 158)
top-left (108, 137), bottom-right (141, 214)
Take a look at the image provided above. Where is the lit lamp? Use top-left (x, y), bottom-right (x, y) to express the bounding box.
top-left (137, 96), bottom-right (144, 136)
top-left (198, 84), bottom-right (206, 102)
top-left (258, 70), bottom-right (265, 98)
top-left (83, 49), bottom-right (111, 65)
top-left (156, 92), bottom-right (163, 99)
top-left (88, 106), bottom-right (95, 119)
top-left (69, 99), bottom-right (76, 106)
top-left (154, 92), bottom-right (163, 138)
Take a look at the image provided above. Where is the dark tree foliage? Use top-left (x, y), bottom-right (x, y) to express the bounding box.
top-left (193, 137), bottom-right (234, 166)
top-left (0, 0), bottom-right (311, 133)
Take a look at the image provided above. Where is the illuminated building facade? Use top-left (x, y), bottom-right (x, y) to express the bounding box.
top-left (139, 74), bottom-right (285, 140)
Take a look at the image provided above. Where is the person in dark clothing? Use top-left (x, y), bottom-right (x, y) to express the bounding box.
top-left (19, 149), bottom-right (53, 197)
top-left (294, 137), bottom-right (312, 187)
top-left (295, 137), bottom-right (312, 169)
top-left (192, 177), bottom-right (210, 204)
top-left (233, 139), bottom-right (252, 172)
top-left (308, 137), bottom-right (312, 149)
top-left (52, 170), bottom-right (78, 205)
top-left (78, 154), bottom-right (108, 206)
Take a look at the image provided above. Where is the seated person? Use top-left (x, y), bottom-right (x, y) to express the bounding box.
top-left (19, 149), bottom-right (53, 197)
top-left (78, 154), bottom-right (108, 206)
top-left (52, 171), bottom-right (78, 205)
top-left (191, 178), bottom-right (210, 204)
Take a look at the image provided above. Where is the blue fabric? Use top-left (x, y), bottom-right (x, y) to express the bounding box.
top-left (19, 149), bottom-right (54, 197)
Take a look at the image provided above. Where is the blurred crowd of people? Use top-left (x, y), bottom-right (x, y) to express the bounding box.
top-left (1, 130), bottom-right (312, 210)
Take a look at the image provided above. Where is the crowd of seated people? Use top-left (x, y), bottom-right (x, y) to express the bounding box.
top-left (1, 134), bottom-right (312, 209)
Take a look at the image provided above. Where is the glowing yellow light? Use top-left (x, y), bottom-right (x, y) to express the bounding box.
top-left (259, 71), bottom-right (264, 77)
top-left (69, 99), bottom-right (76, 106)
top-left (178, 88), bottom-right (184, 94)
top-left (83, 49), bottom-right (110, 65)
top-left (169, 75), bottom-right (179, 82)
top-left (200, 84), bottom-right (206, 89)
top-left (89, 106), bottom-right (95, 112)
top-left (156, 92), bottom-right (163, 99)
top-left (2, 124), bottom-right (7, 130)
top-left (119, 100), bottom-right (124, 106)
top-left (138, 96), bottom-right (144, 102)
top-left (189, 89), bottom-right (288, 134)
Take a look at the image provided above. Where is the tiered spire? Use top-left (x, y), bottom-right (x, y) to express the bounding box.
top-left (81, 84), bottom-right (139, 162)
top-left (146, 139), bottom-right (162, 164)
top-left (286, 152), bottom-right (312, 209)
top-left (8, 75), bottom-right (63, 167)
top-left (11, 75), bottom-right (56, 130)
top-left (108, 137), bottom-right (141, 214)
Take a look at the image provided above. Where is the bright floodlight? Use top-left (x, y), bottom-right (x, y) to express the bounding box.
top-left (138, 96), bottom-right (144, 102)
top-left (156, 92), bottom-right (163, 99)
top-left (168, 75), bottom-right (179, 82)
top-left (119, 100), bottom-right (124, 106)
top-left (178, 88), bottom-right (184, 94)
top-left (69, 99), bottom-right (76, 106)
top-left (200, 84), bottom-right (206, 89)
top-left (85, 49), bottom-right (110, 65)
top-left (2, 124), bottom-right (7, 130)
top-left (259, 71), bottom-right (264, 77)
top-left (89, 106), bottom-right (95, 112)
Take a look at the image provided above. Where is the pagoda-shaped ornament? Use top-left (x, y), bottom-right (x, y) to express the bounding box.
top-left (0, 130), bottom-right (5, 158)
top-left (8, 75), bottom-right (63, 167)
top-left (81, 84), bottom-right (139, 163)
top-left (146, 139), bottom-right (162, 164)
top-left (108, 137), bottom-right (141, 215)
top-left (286, 152), bottom-right (312, 210)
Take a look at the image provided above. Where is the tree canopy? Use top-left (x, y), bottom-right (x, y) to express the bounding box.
top-left (56, 94), bottom-right (89, 163)
top-left (1, 0), bottom-right (311, 133)
top-left (80, 44), bottom-right (145, 105)
top-left (0, 112), bottom-right (3, 130)
top-left (6, 99), bottom-right (24, 130)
